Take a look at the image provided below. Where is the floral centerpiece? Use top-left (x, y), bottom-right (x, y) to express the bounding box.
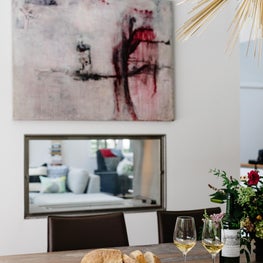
top-left (238, 170), bottom-right (263, 240)
top-left (208, 168), bottom-right (263, 262)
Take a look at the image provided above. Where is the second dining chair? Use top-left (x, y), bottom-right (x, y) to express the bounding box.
top-left (157, 207), bottom-right (221, 243)
top-left (47, 212), bottom-right (129, 252)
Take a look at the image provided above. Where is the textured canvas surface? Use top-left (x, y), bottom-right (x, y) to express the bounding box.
top-left (13, 0), bottom-right (174, 121)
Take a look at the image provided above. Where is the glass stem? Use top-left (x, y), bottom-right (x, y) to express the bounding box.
top-left (212, 254), bottom-right (216, 263)
top-left (183, 253), bottom-right (187, 262)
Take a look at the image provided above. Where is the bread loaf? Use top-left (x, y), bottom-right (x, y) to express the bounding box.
top-left (80, 248), bottom-right (161, 263)
top-left (80, 249), bottom-right (123, 263)
top-left (123, 253), bottom-right (136, 263)
top-left (144, 251), bottom-right (161, 263)
top-left (129, 250), bottom-right (147, 263)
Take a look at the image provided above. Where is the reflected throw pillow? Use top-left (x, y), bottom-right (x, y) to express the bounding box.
top-left (47, 165), bottom-right (68, 178)
top-left (67, 168), bottom-right (90, 194)
top-left (117, 158), bottom-right (133, 175)
top-left (104, 157), bottom-right (122, 171)
top-left (40, 176), bottom-right (66, 193)
top-left (29, 166), bottom-right (48, 192)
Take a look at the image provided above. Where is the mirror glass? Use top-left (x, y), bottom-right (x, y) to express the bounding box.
top-left (24, 134), bottom-right (166, 218)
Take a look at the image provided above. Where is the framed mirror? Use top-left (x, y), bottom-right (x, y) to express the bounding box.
top-left (24, 134), bottom-right (166, 218)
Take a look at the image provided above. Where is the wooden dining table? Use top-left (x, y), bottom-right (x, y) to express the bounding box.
top-left (0, 242), bottom-right (255, 263)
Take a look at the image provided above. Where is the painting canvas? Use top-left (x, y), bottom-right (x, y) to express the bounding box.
top-left (12, 0), bottom-right (174, 121)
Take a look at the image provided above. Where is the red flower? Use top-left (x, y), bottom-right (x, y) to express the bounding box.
top-left (247, 170), bottom-right (260, 186)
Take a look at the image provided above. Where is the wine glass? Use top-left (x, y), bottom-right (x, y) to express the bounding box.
top-left (201, 218), bottom-right (225, 263)
top-left (173, 216), bottom-right (197, 262)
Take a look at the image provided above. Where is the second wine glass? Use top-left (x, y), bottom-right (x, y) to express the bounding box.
top-left (201, 218), bottom-right (225, 263)
top-left (173, 216), bottom-right (197, 262)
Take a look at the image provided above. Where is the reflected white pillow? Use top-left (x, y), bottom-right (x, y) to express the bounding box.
top-left (117, 158), bottom-right (133, 175)
top-left (67, 168), bottom-right (90, 194)
top-left (47, 165), bottom-right (68, 178)
top-left (40, 176), bottom-right (66, 193)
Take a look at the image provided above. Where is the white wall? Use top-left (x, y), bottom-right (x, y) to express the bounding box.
top-left (0, 0), bottom-right (239, 256)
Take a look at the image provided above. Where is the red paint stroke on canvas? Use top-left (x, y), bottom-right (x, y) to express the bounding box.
top-left (112, 12), bottom-right (159, 120)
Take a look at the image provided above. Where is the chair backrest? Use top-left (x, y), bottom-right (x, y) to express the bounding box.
top-left (47, 212), bottom-right (129, 252)
top-left (257, 149), bottom-right (263, 164)
top-left (157, 207), bottom-right (221, 243)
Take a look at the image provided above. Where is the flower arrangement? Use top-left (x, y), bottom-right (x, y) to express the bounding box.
top-left (238, 170), bottom-right (263, 239)
top-left (208, 168), bottom-right (263, 262)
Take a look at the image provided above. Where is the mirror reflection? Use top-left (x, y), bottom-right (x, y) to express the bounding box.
top-left (24, 134), bottom-right (166, 217)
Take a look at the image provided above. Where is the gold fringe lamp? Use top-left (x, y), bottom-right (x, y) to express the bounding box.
top-left (176, 0), bottom-right (263, 61)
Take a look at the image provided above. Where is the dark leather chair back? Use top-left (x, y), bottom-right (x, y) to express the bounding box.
top-left (257, 149), bottom-right (263, 164)
top-left (157, 207), bottom-right (221, 243)
top-left (47, 212), bottom-right (129, 252)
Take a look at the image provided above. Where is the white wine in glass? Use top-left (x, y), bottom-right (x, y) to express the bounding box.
top-left (202, 218), bottom-right (225, 263)
top-left (173, 216), bottom-right (197, 262)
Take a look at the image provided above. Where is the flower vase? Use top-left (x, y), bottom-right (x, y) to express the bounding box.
top-left (255, 237), bottom-right (263, 262)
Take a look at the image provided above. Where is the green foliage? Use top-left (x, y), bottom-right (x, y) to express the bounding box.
top-left (209, 169), bottom-right (241, 218)
top-left (209, 168), bottom-right (239, 193)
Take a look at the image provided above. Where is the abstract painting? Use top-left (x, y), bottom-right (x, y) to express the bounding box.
top-left (12, 0), bottom-right (174, 121)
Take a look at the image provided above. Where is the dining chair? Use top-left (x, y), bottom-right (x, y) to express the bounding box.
top-left (47, 212), bottom-right (129, 252)
top-left (157, 207), bottom-right (221, 243)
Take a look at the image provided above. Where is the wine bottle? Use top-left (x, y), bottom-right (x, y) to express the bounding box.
top-left (220, 192), bottom-right (240, 263)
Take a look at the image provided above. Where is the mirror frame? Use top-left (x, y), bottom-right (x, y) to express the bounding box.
top-left (24, 134), bottom-right (166, 218)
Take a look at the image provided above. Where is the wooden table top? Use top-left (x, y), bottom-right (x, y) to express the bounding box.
top-left (0, 242), bottom-right (254, 263)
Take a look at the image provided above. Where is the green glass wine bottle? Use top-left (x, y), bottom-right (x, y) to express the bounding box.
top-left (220, 192), bottom-right (240, 263)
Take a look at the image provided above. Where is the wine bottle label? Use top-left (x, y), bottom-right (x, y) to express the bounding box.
top-left (221, 229), bottom-right (240, 257)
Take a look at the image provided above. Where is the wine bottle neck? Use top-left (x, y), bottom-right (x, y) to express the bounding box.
top-left (225, 193), bottom-right (234, 217)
